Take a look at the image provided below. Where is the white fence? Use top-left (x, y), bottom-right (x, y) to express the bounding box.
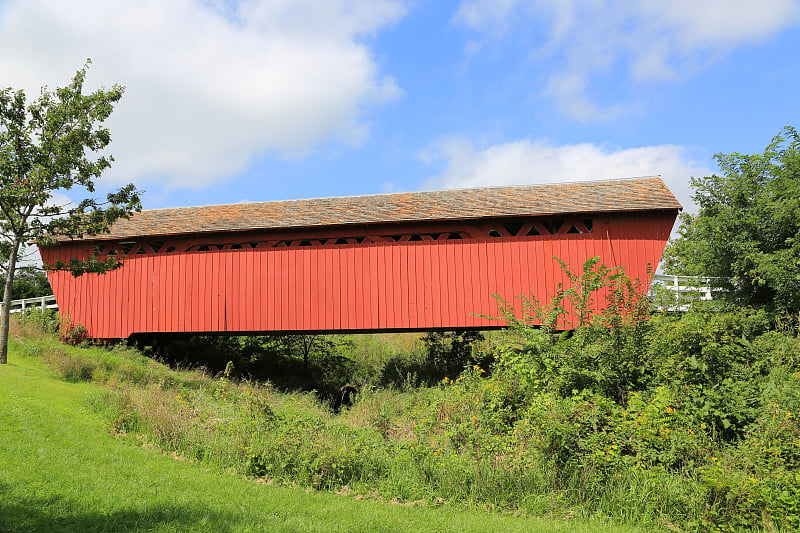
top-left (0, 294), bottom-right (58, 314)
top-left (649, 274), bottom-right (722, 311)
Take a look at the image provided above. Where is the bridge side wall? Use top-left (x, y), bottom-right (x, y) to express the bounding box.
top-left (39, 211), bottom-right (677, 339)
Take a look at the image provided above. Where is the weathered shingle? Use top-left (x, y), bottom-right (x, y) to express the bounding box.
top-left (72, 177), bottom-right (681, 241)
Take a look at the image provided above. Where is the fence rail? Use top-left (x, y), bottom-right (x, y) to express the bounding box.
top-left (649, 274), bottom-right (722, 311)
top-left (0, 295), bottom-right (58, 315)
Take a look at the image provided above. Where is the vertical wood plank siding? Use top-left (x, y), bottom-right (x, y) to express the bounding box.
top-left (39, 212), bottom-right (676, 339)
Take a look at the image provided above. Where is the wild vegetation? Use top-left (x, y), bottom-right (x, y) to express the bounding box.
top-left (141, 327), bottom-right (488, 403)
top-left (12, 251), bottom-right (800, 531)
top-left (3, 339), bottom-right (622, 533)
top-left (664, 126), bottom-right (800, 315)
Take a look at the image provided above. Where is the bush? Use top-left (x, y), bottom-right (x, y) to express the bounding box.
top-left (422, 330), bottom-right (486, 382)
top-left (17, 307), bottom-right (61, 334)
top-left (649, 308), bottom-right (776, 441)
top-left (489, 258), bottom-right (655, 404)
top-left (698, 368), bottom-right (800, 530)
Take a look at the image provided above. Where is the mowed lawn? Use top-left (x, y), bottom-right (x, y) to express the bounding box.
top-left (0, 348), bottom-right (640, 533)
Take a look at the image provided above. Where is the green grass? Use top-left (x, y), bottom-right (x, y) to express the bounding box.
top-left (0, 349), bottom-right (639, 533)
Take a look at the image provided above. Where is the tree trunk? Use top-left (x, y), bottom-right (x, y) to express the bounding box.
top-left (0, 237), bottom-right (22, 364)
top-left (301, 335), bottom-right (316, 372)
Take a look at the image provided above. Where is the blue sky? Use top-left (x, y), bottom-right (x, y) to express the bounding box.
top-left (2, 0), bottom-right (799, 216)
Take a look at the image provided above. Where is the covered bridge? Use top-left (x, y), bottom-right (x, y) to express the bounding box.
top-left (39, 177), bottom-right (681, 341)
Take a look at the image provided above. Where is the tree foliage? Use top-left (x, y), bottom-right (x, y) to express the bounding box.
top-left (5, 266), bottom-right (52, 300)
top-left (663, 126), bottom-right (800, 316)
top-left (0, 62), bottom-right (142, 363)
top-left (422, 330), bottom-right (485, 380)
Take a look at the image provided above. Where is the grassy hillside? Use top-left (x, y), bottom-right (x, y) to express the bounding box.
top-left (0, 335), bottom-right (635, 533)
top-left (5, 288), bottom-right (800, 532)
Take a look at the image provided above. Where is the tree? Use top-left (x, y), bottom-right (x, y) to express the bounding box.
top-left (0, 62), bottom-right (142, 364)
top-left (423, 330), bottom-right (485, 379)
top-left (5, 265), bottom-right (52, 300)
top-left (281, 334), bottom-right (341, 371)
top-left (663, 126), bottom-right (800, 316)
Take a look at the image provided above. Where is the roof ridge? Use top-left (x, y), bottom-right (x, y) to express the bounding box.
top-left (141, 175), bottom-right (663, 213)
top-left (56, 176), bottom-right (680, 242)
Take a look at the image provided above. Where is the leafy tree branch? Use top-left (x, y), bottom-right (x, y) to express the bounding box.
top-left (663, 126), bottom-right (800, 317)
top-left (0, 61), bottom-right (143, 364)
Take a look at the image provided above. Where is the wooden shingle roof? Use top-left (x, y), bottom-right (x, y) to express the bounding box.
top-left (74, 177), bottom-right (681, 241)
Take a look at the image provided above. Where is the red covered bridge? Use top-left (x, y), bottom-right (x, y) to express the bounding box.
top-left (39, 177), bottom-right (681, 341)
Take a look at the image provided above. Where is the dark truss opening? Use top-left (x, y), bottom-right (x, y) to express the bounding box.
top-left (501, 221), bottom-right (525, 236)
top-left (525, 225), bottom-right (542, 236)
top-left (543, 220), bottom-right (563, 235)
top-left (104, 217), bottom-right (595, 256)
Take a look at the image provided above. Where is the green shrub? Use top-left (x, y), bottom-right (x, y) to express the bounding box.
top-left (17, 307), bottom-right (60, 334)
top-left (700, 459), bottom-right (800, 531)
top-left (489, 257), bottom-right (654, 404)
top-left (422, 330), bottom-right (486, 382)
top-left (698, 368), bottom-right (800, 530)
top-left (649, 308), bottom-right (775, 441)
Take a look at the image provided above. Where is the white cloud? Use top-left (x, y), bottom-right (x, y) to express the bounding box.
top-left (454, 0), bottom-right (800, 120)
top-left (424, 137), bottom-right (714, 212)
top-left (640, 0), bottom-right (800, 46)
top-left (454, 0), bottom-right (526, 37)
top-left (0, 0), bottom-right (405, 189)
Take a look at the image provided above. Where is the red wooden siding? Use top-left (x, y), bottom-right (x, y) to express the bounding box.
top-left (39, 211), bottom-right (676, 339)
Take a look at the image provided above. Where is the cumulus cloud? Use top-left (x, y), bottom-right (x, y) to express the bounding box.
top-left (424, 137), bottom-right (714, 212)
top-left (0, 0), bottom-right (405, 189)
top-left (454, 0), bottom-right (800, 120)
